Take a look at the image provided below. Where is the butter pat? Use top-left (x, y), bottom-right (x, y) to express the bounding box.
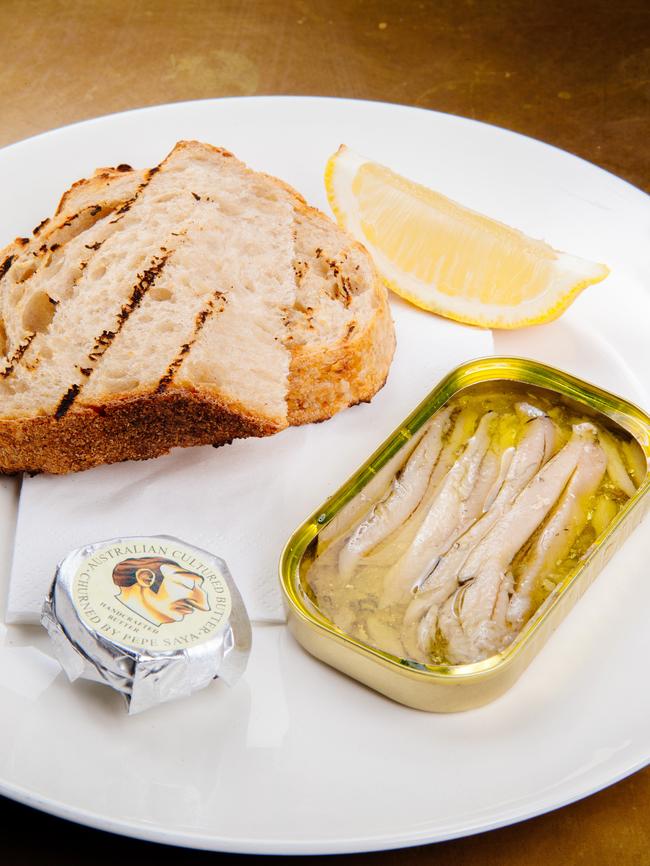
top-left (41, 535), bottom-right (251, 714)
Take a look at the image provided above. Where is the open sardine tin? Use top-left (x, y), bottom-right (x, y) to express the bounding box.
top-left (280, 358), bottom-right (650, 712)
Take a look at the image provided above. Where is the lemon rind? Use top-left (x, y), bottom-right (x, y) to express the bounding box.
top-left (324, 147), bottom-right (610, 330)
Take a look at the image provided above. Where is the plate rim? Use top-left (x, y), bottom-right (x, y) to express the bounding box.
top-left (0, 743), bottom-right (647, 854)
top-left (0, 94), bottom-right (649, 855)
top-left (0, 94), bottom-right (648, 206)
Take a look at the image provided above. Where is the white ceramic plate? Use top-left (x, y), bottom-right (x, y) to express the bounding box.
top-left (1, 97), bottom-right (649, 855)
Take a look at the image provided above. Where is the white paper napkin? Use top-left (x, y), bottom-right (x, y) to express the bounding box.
top-left (5, 301), bottom-right (492, 625)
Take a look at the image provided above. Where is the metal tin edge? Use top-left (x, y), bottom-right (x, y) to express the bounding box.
top-left (279, 357), bottom-right (650, 706)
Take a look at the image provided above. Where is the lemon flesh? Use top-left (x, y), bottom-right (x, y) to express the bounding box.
top-left (325, 147), bottom-right (609, 329)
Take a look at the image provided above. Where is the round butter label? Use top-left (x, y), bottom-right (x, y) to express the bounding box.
top-left (71, 537), bottom-right (232, 652)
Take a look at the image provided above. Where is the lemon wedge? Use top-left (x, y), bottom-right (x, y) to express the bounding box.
top-left (325, 146), bottom-right (609, 329)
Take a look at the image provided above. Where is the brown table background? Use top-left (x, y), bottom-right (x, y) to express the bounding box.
top-left (1, 0), bottom-right (649, 862)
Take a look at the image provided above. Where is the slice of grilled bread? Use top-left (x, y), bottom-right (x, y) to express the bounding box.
top-left (0, 141), bottom-right (394, 473)
top-left (286, 200), bottom-right (395, 425)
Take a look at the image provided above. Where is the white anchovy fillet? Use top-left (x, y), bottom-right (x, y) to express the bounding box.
top-left (440, 423), bottom-right (597, 663)
top-left (507, 434), bottom-right (607, 629)
top-left (599, 428), bottom-right (637, 498)
top-left (318, 423), bottom-right (429, 551)
top-left (481, 445), bottom-right (515, 513)
top-left (435, 585), bottom-right (478, 665)
top-left (337, 407), bottom-right (453, 580)
top-left (378, 407), bottom-right (482, 562)
top-left (621, 438), bottom-right (647, 488)
top-left (381, 412), bottom-right (498, 608)
top-left (515, 402), bottom-right (561, 462)
top-left (402, 414), bottom-right (557, 657)
top-left (436, 572), bottom-right (515, 667)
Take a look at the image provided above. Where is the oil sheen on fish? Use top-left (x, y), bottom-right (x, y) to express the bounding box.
top-left (507, 433), bottom-right (607, 629)
top-left (338, 408), bottom-right (452, 581)
top-left (305, 382), bottom-right (644, 670)
top-left (381, 412), bottom-right (498, 607)
top-left (439, 423), bottom-right (599, 663)
top-left (402, 412), bottom-right (558, 657)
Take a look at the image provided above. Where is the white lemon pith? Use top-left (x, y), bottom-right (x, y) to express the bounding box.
top-left (324, 146), bottom-right (609, 329)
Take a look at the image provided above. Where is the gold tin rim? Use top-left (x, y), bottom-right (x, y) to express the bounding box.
top-left (280, 356), bottom-right (650, 684)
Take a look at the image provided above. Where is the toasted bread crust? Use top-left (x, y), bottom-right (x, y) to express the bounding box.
top-left (285, 197), bottom-right (395, 425)
top-left (0, 143), bottom-right (395, 474)
top-left (0, 386), bottom-right (283, 474)
top-left (262, 174), bottom-right (395, 425)
top-left (287, 236), bottom-right (395, 424)
top-left (287, 296), bottom-right (394, 424)
top-left (0, 162), bottom-right (147, 347)
top-left (53, 164), bottom-right (146, 219)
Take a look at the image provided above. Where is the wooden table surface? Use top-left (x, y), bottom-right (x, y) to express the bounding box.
top-left (1, 1), bottom-right (648, 863)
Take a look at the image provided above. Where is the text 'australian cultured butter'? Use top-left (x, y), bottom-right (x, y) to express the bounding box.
top-left (41, 535), bottom-right (252, 714)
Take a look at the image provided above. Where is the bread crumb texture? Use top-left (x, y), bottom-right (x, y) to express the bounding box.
top-left (0, 141), bottom-right (395, 473)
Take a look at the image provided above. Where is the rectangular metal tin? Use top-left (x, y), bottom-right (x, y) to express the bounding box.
top-left (280, 357), bottom-right (650, 712)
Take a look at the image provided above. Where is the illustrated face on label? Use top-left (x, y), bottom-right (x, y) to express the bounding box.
top-left (112, 557), bottom-right (211, 626)
top-left (71, 539), bottom-right (233, 651)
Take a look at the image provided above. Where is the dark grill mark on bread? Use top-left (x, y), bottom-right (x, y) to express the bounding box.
top-left (17, 237), bottom-right (29, 246)
top-left (44, 203), bottom-right (110, 251)
top-left (88, 329), bottom-right (117, 360)
top-left (156, 291), bottom-right (226, 393)
top-left (0, 219), bottom-right (107, 380)
top-left (156, 343), bottom-right (192, 392)
top-left (86, 255), bottom-right (169, 366)
top-left (84, 241), bottom-right (103, 251)
top-left (293, 260), bottom-right (309, 281)
top-left (109, 168), bottom-right (159, 224)
top-left (96, 267), bottom-right (156, 363)
top-left (0, 143), bottom-right (396, 473)
top-left (116, 255), bottom-right (169, 323)
top-left (33, 218), bottom-right (50, 236)
top-left (191, 192), bottom-right (201, 201)
top-left (0, 332), bottom-right (36, 377)
top-left (116, 164), bottom-right (132, 172)
top-left (0, 255), bottom-right (14, 280)
top-left (327, 258), bottom-right (340, 278)
top-left (323, 258), bottom-right (353, 307)
top-left (56, 254), bottom-right (170, 412)
top-left (340, 275), bottom-right (353, 307)
top-left (54, 384), bottom-right (80, 419)
top-left (12, 261), bottom-right (95, 375)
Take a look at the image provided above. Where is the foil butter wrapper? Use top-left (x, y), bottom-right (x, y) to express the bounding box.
top-left (41, 535), bottom-right (252, 714)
